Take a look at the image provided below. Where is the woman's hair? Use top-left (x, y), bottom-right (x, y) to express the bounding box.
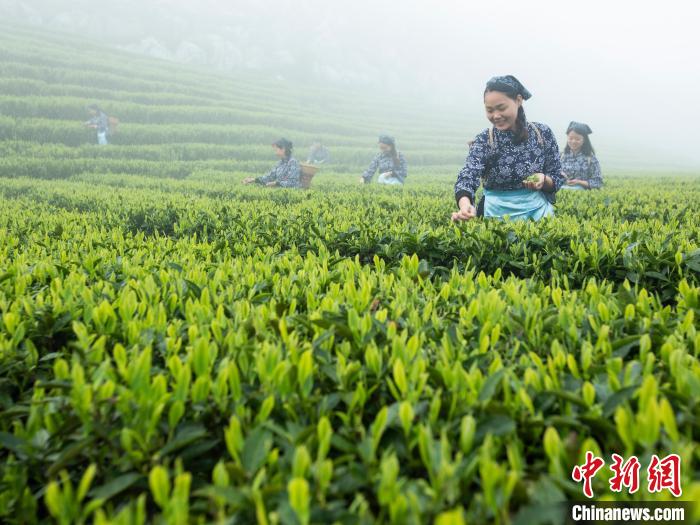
top-left (483, 86), bottom-right (529, 144)
top-left (273, 138), bottom-right (293, 158)
top-left (379, 135), bottom-right (400, 167)
top-left (387, 143), bottom-right (400, 168)
top-left (87, 104), bottom-right (102, 113)
top-left (564, 133), bottom-right (595, 156)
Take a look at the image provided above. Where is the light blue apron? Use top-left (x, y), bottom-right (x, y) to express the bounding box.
top-left (377, 172), bottom-right (403, 185)
top-left (483, 188), bottom-right (554, 221)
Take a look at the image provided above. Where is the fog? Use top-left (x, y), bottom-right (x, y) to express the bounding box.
top-left (3, 0), bottom-right (699, 169)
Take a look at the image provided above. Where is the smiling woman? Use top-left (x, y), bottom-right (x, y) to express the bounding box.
top-left (452, 75), bottom-right (566, 222)
top-left (560, 121), bottom-right (603, 190)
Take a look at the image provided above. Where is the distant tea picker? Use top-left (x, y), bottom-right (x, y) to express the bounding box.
top-left (84, 104), bottom-right (117, 145)
top-left (452, 75), bottom-right (565, 221)
top-left (560, 121), bottom-right (603, 190)
top-left (361, 135), bottom-right (407, 185)
top-left (307, 139), bottom-right (330, 165)
top-left (243, 138), bottom-right (316, 189)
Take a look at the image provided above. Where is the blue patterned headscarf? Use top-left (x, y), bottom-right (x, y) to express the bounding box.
top-left (485, 75), bottom-right (532, 100)
top-left (567, 121), bottom-right (593, 135)
top-left (378, 134), bottom-right (395, 146)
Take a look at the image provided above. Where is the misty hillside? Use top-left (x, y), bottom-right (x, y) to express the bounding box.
top-left (3, 1), bottom-right (700, 171)
top-left (0, 0), bottom-right (423, 96)
top-left (0, 22), bottom-right (476, 182)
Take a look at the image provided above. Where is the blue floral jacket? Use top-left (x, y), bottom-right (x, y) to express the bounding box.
top-left (560, 151), bottom-right (603, 189)
top-left (455, 122), bottom-right (565, 204)
top-left (256, 157), bottom-right (302, 188)
top-left (363, 151), bottom-right (408, 183)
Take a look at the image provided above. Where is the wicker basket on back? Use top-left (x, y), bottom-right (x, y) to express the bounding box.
top-left (299, 163), bottom-right (319, 189)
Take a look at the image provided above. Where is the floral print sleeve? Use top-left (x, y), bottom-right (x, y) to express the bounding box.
top-left (536, 123), bottom-right (565, 193)
top-left (277, 158), bottom-right (301, 188)
top-left (362, 154), bottom-right (381, 183)
top-left (256, 157), bottom-right (301, 188)
top-left (454, 130), bottom-right (489, 205)
top-left (587, 156), bottom-right (603, 189)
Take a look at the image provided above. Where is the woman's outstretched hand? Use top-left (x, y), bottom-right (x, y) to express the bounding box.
top-left (452, 197), bottom-right (476, 221)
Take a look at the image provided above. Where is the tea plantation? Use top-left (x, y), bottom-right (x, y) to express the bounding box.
top-left (0, 24), bottom-right (698, 524)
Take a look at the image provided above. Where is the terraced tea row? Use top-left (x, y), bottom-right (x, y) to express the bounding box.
top-left (0, 176), bottom-right (698, 300)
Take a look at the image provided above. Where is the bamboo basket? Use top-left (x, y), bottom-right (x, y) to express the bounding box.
top-left (299, 163), bottom-right (319, 189)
